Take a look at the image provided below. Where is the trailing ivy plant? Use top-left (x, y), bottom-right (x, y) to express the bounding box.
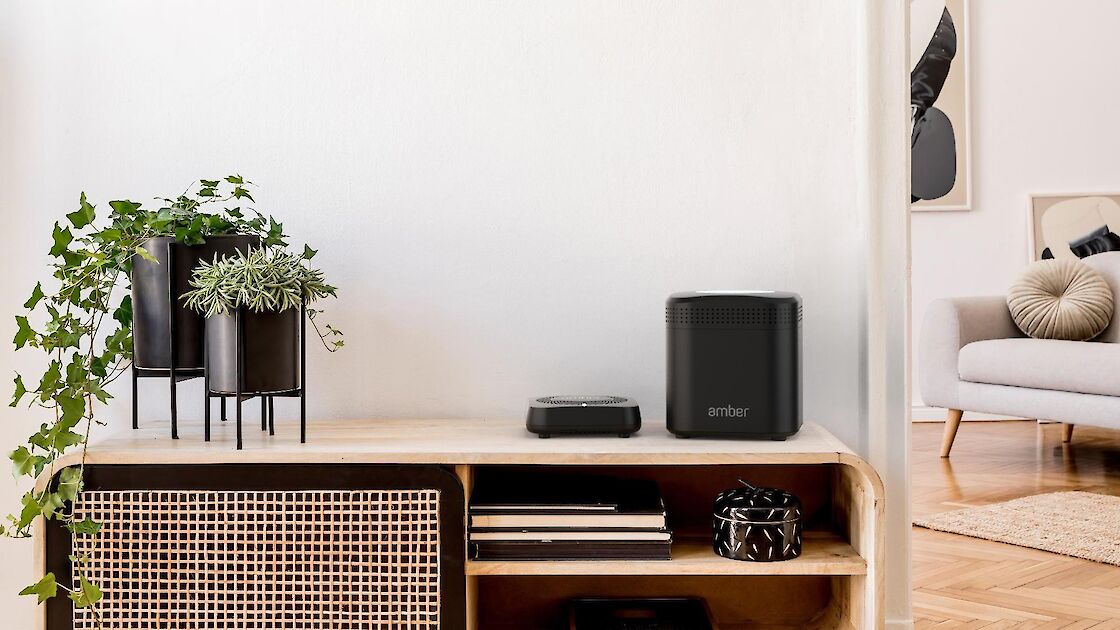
top-left (6, 176), bottom-right (290, 617)
top-left (182, 247), bottom-right (344, 351)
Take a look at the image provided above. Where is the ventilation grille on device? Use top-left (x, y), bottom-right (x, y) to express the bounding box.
top-left (536, 395), bottom-right (628, 406)
top-left (665, 305), bottom-right (803, 326)
top-left (71, 489), bottom-right (441, 629)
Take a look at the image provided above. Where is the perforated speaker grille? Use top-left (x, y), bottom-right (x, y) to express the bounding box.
top-left (665, 305), bottom-right (803, 326)
top-left (71, 489), bottom-right (441, 629)
top-left (536, 395), bottom-right (628, 406)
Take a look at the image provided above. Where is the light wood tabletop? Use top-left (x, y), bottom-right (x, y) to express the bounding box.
top-left (55, 417), bottom-right (863, 467)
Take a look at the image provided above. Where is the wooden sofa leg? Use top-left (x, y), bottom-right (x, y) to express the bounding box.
top-left (940, 409), bottom-right (964, 458)
top-left (1062, 423), bottom-right (1074, 444)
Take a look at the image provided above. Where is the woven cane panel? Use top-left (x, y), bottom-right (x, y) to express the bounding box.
top-left (71, 489), bottom-right (441, 629)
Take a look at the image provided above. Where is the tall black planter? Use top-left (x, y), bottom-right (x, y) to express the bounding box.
top-left (131, 235), bottom-right (259, 370)
top-left (130, 234), bottom-right (259, 439)
top-left (203, 305), bottom-right (306, 450)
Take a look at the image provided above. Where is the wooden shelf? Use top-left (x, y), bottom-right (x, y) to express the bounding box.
top-left (50, 417), bottom-right (864, 470)
top-left (465, 534), bottom-right (865, 577)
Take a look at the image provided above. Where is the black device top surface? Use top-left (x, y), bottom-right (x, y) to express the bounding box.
top-left (667, 290), bottom-right (801, 305)
top-left (530, 395), bottom-right (639, 408)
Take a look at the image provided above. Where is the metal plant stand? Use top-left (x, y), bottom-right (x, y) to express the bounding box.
top-left (203, 303), bottom-right (307, 450)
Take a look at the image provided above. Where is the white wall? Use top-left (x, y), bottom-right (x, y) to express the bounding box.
top-left (913, 0), bottom-right (1120, 411)
top-left (0, 1), bottom-right (908, 626)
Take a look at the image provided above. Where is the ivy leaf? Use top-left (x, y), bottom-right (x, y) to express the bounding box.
top-left (69, 576), bottom-right (102, 609)
top-left (67, 517), bottom-right (101, 536)
top-left (49, 223), bottom-right (73, 257)
top-left (11, 374), bottom-right (27, 407)
top-left (10, 446), bottom-right (45, 479)
top-left (199, 179), bottom-right (220, 188)
top-left (56, 467), bottom-right (82, 504)
top-left (302, 245), bottom-right (318, 260)
top-left (225, 174), bottom-right (244, 185)
top-left (14, 315), bottom-right (35, 349)
top-left (65, 193), bottom-right (96, 229)
top-left (39, 491), bottom-right (65, 521)
top-left (19, 572), bottom-right (57, 604)
top-left (89, 381), bottom-right (111, 404)
top-left (232, 186), bottom-right (254, 202)
top-left (57, 391), bottom-right (86, 425)
top-left (113, 295), bottom-right (132, 327)
top-left (17, 492), bottom-right (43, 530)
top-left (37, 361), bottom-right (61, 402)
top-left (108, 199), bottom-right (141, 216)
top-left (23, 282), bottom-right (45, 310)
top-left (134, 245), bottom-right (159, 264)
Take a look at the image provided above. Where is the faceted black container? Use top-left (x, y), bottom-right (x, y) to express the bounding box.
top-left (205, 308), bottom-right (301, 395)
top-left (131, 235), bottom-right (259, 370)
top-left (712, 481), bottom-right (802, 562)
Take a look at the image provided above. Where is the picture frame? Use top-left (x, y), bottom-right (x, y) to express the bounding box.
top-left (1028, 192), bottom-right (1120, 261)
top-left (911, 0), bottom-right (972, 212)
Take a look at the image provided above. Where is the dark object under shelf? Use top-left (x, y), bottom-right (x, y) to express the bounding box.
top-left (203, 303), bottom-right (307, 449)
top-left (569, 598), bottom-right (716, 630)
top-left (712, 481), bottom-right (802, 562)
top-left (130, 235), bottom-right (258, 439)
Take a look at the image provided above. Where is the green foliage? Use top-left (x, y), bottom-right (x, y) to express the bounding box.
top-left (19, 573), bottom-right (57, 604)
top-left (7, 177), bottom-right (296, 616)
top-left (69, 576), bottom-right (103, 609)
top-left (182, 248), bottom-right (344, 351)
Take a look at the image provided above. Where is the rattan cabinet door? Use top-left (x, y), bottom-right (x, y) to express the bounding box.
top-left (45, 465), bottom-right (465, 630)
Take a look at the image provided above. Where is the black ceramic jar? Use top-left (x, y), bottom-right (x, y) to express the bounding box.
top-left (712, 481), bottom-right (802, 562)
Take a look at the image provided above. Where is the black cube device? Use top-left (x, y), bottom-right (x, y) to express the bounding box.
top-left (526, 396), bottom-right (641, 438)
top-left (666, 291), bottom-right (802, 439)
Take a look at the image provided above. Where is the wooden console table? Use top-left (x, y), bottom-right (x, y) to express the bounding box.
top-left (37, 418), bottom-right (883, 629)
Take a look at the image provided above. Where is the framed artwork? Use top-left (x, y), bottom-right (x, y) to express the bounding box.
top-left (910, 0), bottom-right (972, 211)
top-left (1029, 193), bottom-right (1120, 261)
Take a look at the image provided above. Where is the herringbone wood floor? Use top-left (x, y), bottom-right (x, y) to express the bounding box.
top-left (913, 420), bottom-right (1120, 628)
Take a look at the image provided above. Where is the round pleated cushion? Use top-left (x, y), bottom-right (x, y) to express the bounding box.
top-left (1007, 258), bottom-right (1115, 340)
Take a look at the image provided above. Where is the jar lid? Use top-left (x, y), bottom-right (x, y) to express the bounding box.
top-left (713, 480), bottom-right (801, 522)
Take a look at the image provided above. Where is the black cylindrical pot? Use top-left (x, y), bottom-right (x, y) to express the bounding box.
top-left (712, 482), bottom-right (802, 562)
top-left (205, 308), bottom-right (300, 395)
top-left (132, 235), bottom-right (260, 370)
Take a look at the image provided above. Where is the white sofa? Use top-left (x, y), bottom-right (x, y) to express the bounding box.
top-left (920, 251), bottom-right (1120, 457)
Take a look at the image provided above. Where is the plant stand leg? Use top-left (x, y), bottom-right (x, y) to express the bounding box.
top-left (221, 397), bottom-right (226, 422)
top-left (261, 396), bottom-right (267, 431)
top-left (236, 309), bottom-right (244, 451)
top-left (204, 330), bottom-right (211, 442)
top-left (168, 241), bottom-right (179, 440)
top-left (132, 364), bottom-right (138, 430)
top-left (300, 302), bottom-right (307, 444)
top-left (268, 396), bottom-right (275, 436)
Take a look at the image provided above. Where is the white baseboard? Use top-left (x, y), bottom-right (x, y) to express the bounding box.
top-left (886, 618), bottom-right (915, 630)
top-left (911, 405), bottom-right (1030, 422)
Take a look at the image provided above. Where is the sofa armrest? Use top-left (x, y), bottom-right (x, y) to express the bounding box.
top-left (919, 296), bottom-right (1023, 410)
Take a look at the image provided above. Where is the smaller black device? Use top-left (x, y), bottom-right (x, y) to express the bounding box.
top-left (712, 480), bottom-right (802, 562)
top-left (526, 396), bottom-right (641, 438)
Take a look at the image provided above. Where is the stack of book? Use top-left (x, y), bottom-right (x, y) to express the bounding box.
top-left (468, 471), bottom-right (671, 561)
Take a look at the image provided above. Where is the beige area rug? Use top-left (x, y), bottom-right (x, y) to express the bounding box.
top-left (914, 491), bottom-right (1120, 566)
